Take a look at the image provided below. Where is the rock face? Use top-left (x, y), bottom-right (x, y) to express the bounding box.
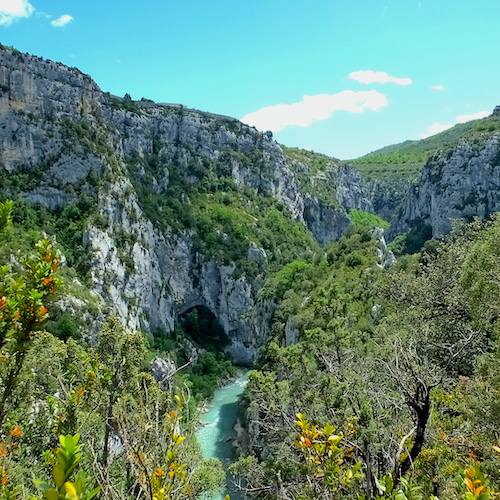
top-left (371, 227), bottom-right (396, 269)
top-left (388, 131), bottom-right (500, 240)
top-left (0, 46), bottom-right (301, 363)
top-left (9, 45), bottom-right (466, 362)
top-left (285, 151), bottom-right (375, 245)
top-left (366, 179), bottom-right (411, 223)
top-left (332, 164), bottom-right (373, 213)
top-left (0, 47), bottom-right (303, 219)
top-left (0, 46), bottom-right (368, 363)
top-left (300, 165), bottom-right (375, 246)
top-left (151, 357), bottom-right (177, 391)
top-left (3, 46), bottom-right (500, 363)
top-left (303, 195), bottom-right (352, 246)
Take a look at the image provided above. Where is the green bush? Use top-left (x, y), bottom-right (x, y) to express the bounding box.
top-left (349, 209), bottom-right (389, 229)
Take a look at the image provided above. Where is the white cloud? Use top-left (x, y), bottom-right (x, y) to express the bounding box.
top-left (0, 0), bottom-right (35, 25)
top-left (349, 70), bottom-right (412, 86)
top-left (456, 110), bottom-right (489, 123)
top-left (419, 110), bottom-right (490, 139)
top-left (419, 122), bottom-right (453, 139)
top-left (241, 90), bottom-right (388, 133)
top-left (430, 84), bottom-right (446, 91)
top-left (50, 14), bottom-right (73, 27)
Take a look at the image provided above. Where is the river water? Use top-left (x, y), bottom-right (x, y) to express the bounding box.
top-left (196, 372), bottom-right (249, 500)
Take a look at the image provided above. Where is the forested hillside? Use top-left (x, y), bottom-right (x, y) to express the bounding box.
top-left (1, 43), bottom-right (500, 500)
top-left (234, 218), bottom-right (500, 499)
top-left (350, 111), bottom-right (500, 182)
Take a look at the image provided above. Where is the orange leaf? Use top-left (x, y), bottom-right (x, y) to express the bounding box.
top-left (11, 426), bottom-right (21, 438)
top-left (464, 477), bottom-right (474, 492)
top-left (475, 485), bottom-right (485, 496)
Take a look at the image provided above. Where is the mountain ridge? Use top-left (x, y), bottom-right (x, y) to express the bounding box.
top-left (350, 110), bottom-right (500, 182)
top-left (2, 42), bottom-right (500, 361)
top-left (0, 44), bottom-right (376, 364)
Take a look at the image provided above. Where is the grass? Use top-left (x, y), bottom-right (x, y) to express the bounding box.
top-left (281, 146), bottom-right (341, 174)
top-left (348, 209), bottom-right (389, 229)
top-left (350, 113), bottom-right (500, 181)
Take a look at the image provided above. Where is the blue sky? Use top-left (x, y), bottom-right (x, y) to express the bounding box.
top-left (1, 0), bottom-right (499, 159)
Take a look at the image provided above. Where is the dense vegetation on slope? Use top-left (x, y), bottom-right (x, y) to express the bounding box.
top-left (350, 113), bottom-right (500, 181)
top-left (232, 219), bottom-right (500, 499)
top-left (0, 201), bottom-right (226, 499)
top-left (280, 146), bottom-right (343, 209)
top-left (2, 45), bottom-right (500, 500)
top-left (5, 190), bottom-right (500, 500)
top-left (127, 146), bottom-right (318, 277)
top-left (3, 156), bottom-right (500, 499)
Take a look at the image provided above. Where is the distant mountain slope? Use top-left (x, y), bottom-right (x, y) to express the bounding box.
top-left (387, 108), bottom-right (500, 244)
top-left (350, 111), bottom-right (500, 182)
top-left (280, 146), bottom-right (377, 244)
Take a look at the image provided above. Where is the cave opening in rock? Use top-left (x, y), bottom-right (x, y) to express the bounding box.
top-left (176, 306), bottom-right (236, 401)
top-left (178, 305), bottom-right (230, 352)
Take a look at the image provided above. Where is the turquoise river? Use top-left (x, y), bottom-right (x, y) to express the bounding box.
top-left (196, 372), bottom-right (249, 500)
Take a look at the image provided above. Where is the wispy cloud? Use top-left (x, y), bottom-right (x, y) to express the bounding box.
top-left (419, 122), bottom-right (453, 139)
top-left (51, 14), bottom-right (73, 27)
top-left (420, 110), bottom-right (490, 139)
top-left (456, 111), bottom-right (489, 123)
top-left (430, 84), bottom-right (446, 91)
top-left (0, 0), bottom-right (35, 26)
top-left (241, 90), bottom-right (388, 133)
top-left (349, 70), bottom-right (412, 86)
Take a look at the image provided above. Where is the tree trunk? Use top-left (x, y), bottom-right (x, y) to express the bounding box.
top-left (396, 383), bottom-right (431, 479)
top-left (102, 392), bottom-right (116, 468)
top-left (363, 441), bottom-right (374, 500)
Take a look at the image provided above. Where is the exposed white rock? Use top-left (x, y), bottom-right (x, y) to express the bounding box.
top-left (371, 227), bottom-right (396, 268)
top-left (151, 357), bottom-right (176, 391)
top-left (388, 133), bottom-right (500, 240)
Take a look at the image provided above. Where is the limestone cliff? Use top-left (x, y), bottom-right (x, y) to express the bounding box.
top-left (4, 45), bottom-right (500, 362)
top-left (387, 117), bottom-right (500, 240)
top-left (282, 147), bottom-right (373, 245)
top-left (0, 45), bottom-right (358, 363)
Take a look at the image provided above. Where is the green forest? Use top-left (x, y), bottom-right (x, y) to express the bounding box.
top-left (233, 218), bottom-right (500, 499)
top-left (2, 193), bottom-right (500, 500)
